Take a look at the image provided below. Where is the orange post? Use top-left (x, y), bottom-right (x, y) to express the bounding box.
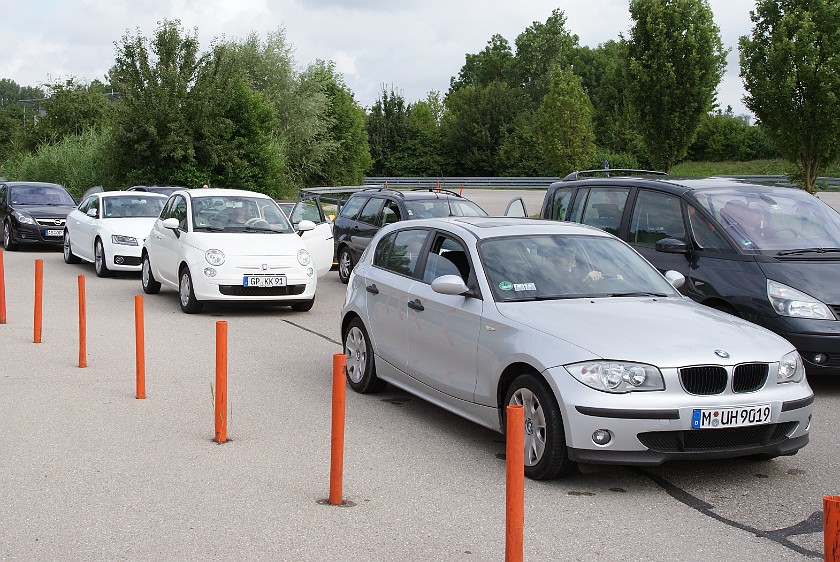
top-left (214, 320), bottom-right (228, 443)
top-left (460, 183), bottom-right (463, 196)
top-left (34, 259), bottom-right (43, 343)
top-left (0, 248), bottom-right (6, 324)
top-left (329, 353), bottom-right (347, 505)
top-left (827, 495), bottom-right (840, 562)
top-left (78, 275), bottom-right (86, 368)
top-left (505, 404), bottom-right (524, 562)
top-left (134, 295), bottom-right (145, 399)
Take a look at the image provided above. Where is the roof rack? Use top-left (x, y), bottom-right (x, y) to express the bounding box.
top-left (407, 187), bottom-right (463, 198)
top-left (562, 169), bottom-right (668, 181)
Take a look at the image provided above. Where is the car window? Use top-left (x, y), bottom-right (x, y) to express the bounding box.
top-left (290, 199), bottom-right (324, 226)
top-left (357, 197), bottom-right (385, 226)
top-left (372, 229), bottom-right (428, 278)
top-left (160, 197), bottom-right (177, 220)
top-left (569, 188), bottom-right (587, 223)
top-left (579, 188), bottom-right (629, 235)
top-left (9, 185), bottom-right (75, 206)
top-left (422, 235), bottom-right (471, 285)
top-left (687, 205), bottom-right (732, 251)
top-left (0, 185), bottom-right (7, 204)
top-left (381, 200), bottom-right (402, 225)
top-left (549, 188), bottom-right (574, 221)
top-left (78, 195), bottom-right (95, 213)
top-left (171, 195), bottom-right (188, 230)
top-left (103, 196), bottom-right (165, 218)
top-left (89, 197), bottom-right (100, 216)
top-left (404, 199), bottom-right (487, 219)
top-left (339, 196), bottom-right (367, 220)
top-left (628, 190), bottom-right (686, 245)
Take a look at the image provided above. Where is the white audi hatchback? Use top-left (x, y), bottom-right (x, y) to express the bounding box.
top-left (142, 189), bottom-right (330, 313)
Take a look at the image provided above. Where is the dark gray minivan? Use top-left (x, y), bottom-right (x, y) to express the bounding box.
top-left (508, 171), bottom-right (840, 376)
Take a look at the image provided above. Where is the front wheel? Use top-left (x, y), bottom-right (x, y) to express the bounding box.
top-left (94, 238), bottom-right (113, 277)
top-left (3, 221), bottom-right (16, 251)
top-left (343, 318), bottom-right (386, 393)
top-left (179, 267), bottom-right (203, 313)
top-left (337, 247), bottom-right (353, 284)
top-left (141, 253), bottom-right (161, 294)
top-left (63, 231), bottom-right (81, 264)
top-left (505, 374), bottom-right (573, 480)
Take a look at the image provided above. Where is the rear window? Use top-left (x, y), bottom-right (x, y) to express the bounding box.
top-left (404, 199), bottom-right (487, 219)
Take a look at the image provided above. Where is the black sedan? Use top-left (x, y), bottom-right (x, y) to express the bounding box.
top-left (1, 181), bottom-right (77, 250)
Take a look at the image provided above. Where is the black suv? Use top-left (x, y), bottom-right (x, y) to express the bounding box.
top-left (1, 181), bottom-right (77, 251)
top-left (507, 169), bottom-right (840, 376)
top-left (334, 187), bottom-right (487, 283)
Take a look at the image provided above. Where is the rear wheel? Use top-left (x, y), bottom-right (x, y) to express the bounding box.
top-left (63, 231), bottom-right (81, 264)
top-left (3, 221), bottom-right (16, 251)
top-left (179, 267), bottom-right (203, 313)
top-left (94, 238), bottom-right (113, 277)
top-left (338, 247), bottom-right (353, 284)
top-left (343, 318), bottom-right (386, 393)
top-left (141, 253), bottom-right (161, 294)
top-left (505, 374), bottom-right (574, 480)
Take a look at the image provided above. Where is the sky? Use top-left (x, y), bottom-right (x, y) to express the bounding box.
top-left (2, 0), bottom-right (755, 116)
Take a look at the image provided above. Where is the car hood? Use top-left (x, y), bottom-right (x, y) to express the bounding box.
top-left (16, 204), bottom-right (76, 217)
top-left (759, 261), bottom-right (840, 304)
top-left (101, 218), bottom-right (158, 239)
top-left (182, 231), bottom-right (306, 255)
top-left (495, 297), bottom-right (794, 368)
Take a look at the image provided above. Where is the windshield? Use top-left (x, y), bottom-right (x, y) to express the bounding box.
top-left (10, 185), bottom-right (75, 206)
top-left (102, 196), bottom-right (165, 218)
top-left (405, 199), bottom-right (487, 219)
top-left (479, 234), bottom-right (678, 302)
top-left (693, 187), bottom-right (840, 252)
top-left (191, 196), bottom-right (292, 233)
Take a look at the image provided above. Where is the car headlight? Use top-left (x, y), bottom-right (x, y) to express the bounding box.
top-left (777, 351), bottom-right (805, 383)
top-left (14, 211), bottom-right (35, 225)
top-left (566, 361), bottom-right (665, 393)
top-left (297, 249), bottom-right (311, 266)
top-left (205, 249), bottom-right (225, 266)
top-left (111, 235), bottom-right (138, 246)
top-left (767, 280), bottom-right (834, 320)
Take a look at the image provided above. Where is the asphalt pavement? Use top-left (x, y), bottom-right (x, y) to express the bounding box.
top-left (1, 189), bottom-right (839, 560)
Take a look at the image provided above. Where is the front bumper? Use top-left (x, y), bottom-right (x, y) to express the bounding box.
top-left (10, 222), bottom-right (64, 246)
top-left (190, 264), bottom-right (317, 303)
top-left (749, 314), bottom-right (840, 376)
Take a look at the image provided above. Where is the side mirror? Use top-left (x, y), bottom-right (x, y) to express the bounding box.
top-left (431, 274), bottom-right (469, 296)
top-left (162, 217), bottom-right (180, 230)
top-left (655, 237), bottom-right (689, 254)
top-left (297, 219), bottom-right (316, 232)
top-left (86, 208), bottom-right (98, 218)
top-left (664, 270), bottom-right (685, 289)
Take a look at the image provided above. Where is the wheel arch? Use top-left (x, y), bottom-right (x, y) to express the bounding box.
top-left (496, 362), bottom-right (549, 427)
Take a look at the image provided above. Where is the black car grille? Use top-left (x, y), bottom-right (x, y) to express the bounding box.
top-left (680, 364), bottom-right (770, 395)
top-left (637, 422), bottom-right (798, 453)
top-left (35, 218), bottom-right (65, 227)
top-left (680, 366), bottom-right (727, 395)
top-left (218, 284), bottom-right (307, 297)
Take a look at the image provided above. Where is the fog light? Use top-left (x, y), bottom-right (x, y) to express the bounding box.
top-left (306, 267), bottom-right (314, 277)
top-left (115, 256), bottom-right (124, 265)
top-left (592, 429), bottom-right (612, 446)
top-left (811, 353), bottom-right (828, 364)
top-left (204, 267), bottom-right (217, 277)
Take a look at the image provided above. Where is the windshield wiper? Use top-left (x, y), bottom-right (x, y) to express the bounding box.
top-left (776, 248), bottom-right (840, 256)
top-left (194, 225), bottom-right (225, 232)
top-left (607, 291), bottom-right (668, 297)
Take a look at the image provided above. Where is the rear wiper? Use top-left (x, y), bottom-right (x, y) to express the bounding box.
top-left (776, 248), bottom-right (840, 256)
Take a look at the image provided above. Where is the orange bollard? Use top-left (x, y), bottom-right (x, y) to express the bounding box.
top-left (0, 248), bottom-right (6, 324)
top-left (214, 320), bottom-right (228, 443)
top-left (34, 259), bottom-right (43, 343)
top-left (78, 275), bottom-right (86, 368)
top-left (506, 404), bottom-right (524, 562)
top-left (329, 353), bottom-right (347, 505)
top-left (135, 295), bottom-right (145, 399)
top-left (827, 495), bottom-right (840, 561)
top-left (460, 183), bottom-right (463, 196)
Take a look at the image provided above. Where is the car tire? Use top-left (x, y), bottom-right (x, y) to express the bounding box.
top-left (141, 253), bottom-right (161, 294)
top-left (63, 231), bottom-right (81, 264)
top-left (343, 317), bottom-right (386, 393)
top-left (94, 238), bottom-right (114, 277)
top-left (3, 221), bottom-right (16, 251)
top-left (505, 374), bottom-right (574, 480)
top-left (291, 297), bottom-right (315, 312)
top-left (337, 247), bottom-right (353, 284)
top-left (179, 267), bottom-right (203, 314)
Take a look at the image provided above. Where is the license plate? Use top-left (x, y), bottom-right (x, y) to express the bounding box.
top-left (45, 229), bottom-right (63, 237)
top-left (243, 275), bottom-right (286, 287)
top-left (691, 404), bottom-right (771, 429)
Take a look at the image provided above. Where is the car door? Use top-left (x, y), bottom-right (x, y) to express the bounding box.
top-left (406, 233), bottom-right (483, 402)
top-left (627, 189), bottom-right (691, 278)
top-left (362, 228), bottom-right (429, 371)
top-left (75, 195), bottom-right (100, 261)
top-left (347, 196), bottom-right (386, 262)
top-left (290, 196), bottom-right (333, 277)
top-left (153, 194), bottom-right (187, 285)
top-left (575, 187), bottom-right (630, 237)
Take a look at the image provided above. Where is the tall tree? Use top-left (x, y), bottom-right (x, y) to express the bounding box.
top-left (31, 78), bottom-right (111, 146)
top-left (626, 0), bottom-right (727, 172)
top-left (366, 86), bottom-right (410, 176)
top-left (739, 0), bottom-right (840, 192)
top-left (449, 34), bottom-right (514, 92)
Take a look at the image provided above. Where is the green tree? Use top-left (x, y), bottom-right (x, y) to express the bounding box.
top-left (739, 0), bottom-right (840, 192)
top-left (366, 86), bottom-right (410, 175)
top-left (626, 0), bottom-right (727, 172)
top-left (31, 78), bottom-right (111, 147)
top-left (535, 67), bottom-right (596, 176)
top-left (449, 34), bottom-right (514, 92)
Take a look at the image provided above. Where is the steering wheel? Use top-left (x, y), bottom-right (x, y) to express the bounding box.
top-left (245, 218), bottom-right (270, 228)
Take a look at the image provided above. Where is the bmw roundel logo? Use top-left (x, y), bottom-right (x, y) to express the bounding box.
top-left (714, 349), bottom-right (730, 359)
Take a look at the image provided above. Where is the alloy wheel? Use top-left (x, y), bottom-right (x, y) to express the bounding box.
top-left (509, 387), bottom-right (547, 466)
top-left (345, 325), bottom-right (367, 384)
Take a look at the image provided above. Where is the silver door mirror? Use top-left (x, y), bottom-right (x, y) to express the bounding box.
top-left (86, 208), bottom-right (98, 218)
top-left (297, 219), bottom-right (316, 232)
top-left (162, 217), bottom-right (180, 230)
top-left (665, 270), bottom-right (685, 289)
top-left (431, 274), bottom-right (469, 295)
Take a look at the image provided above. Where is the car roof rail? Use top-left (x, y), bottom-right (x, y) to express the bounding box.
top-left (408, 187), bottom-right (464, 198)
top-left (562, 169), bottom-right (668, 181)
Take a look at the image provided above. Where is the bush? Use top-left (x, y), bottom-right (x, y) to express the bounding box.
top-left (590, 149), bottom-right (640, 171)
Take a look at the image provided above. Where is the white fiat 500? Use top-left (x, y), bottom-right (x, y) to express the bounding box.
top-left (142, 189), bottom-right (330, 313)
top-left (64, 191), bottom-right (167, 277)
top-left (340, 217), bottom-right (813, 480)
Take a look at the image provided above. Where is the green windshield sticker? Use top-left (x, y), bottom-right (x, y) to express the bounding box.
top-left (498, 281), bottom-right (513, 291)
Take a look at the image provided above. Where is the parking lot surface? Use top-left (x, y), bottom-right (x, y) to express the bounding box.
top-left (1, 190), bottom-right (839, 560)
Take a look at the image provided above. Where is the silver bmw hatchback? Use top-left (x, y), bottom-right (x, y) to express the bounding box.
top-left (340, 217), bottom-right (813, 480)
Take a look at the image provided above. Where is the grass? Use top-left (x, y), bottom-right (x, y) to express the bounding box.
top-left (672, 159), bottom-right (840, 178)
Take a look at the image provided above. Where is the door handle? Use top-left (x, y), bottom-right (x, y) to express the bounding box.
top-left (365, 284), bottom-right (379, 295)
top-left (407, 299), bottom-right (424, 311)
